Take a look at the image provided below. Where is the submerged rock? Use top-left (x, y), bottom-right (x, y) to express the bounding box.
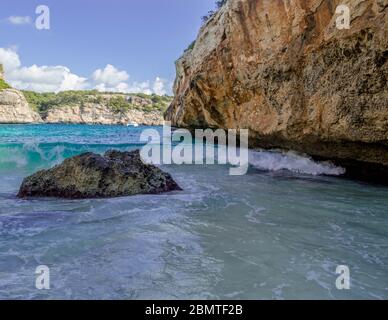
top-left (17, 150), bottom-right (181, 199)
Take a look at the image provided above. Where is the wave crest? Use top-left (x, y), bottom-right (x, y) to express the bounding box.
top-left (249, 150), bottom-right (345, 176)
top-left (0, 141), bottom-right (141, 171)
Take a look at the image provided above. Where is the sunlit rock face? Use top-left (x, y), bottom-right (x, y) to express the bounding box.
top-left (0, 89), bottom-right (42, 124)
top-left (44, 103), bottom-right (164, 126)
top-left (166, 0), bottom-right (388, 181)
top-left (0, 64), bottom-right (42, 123)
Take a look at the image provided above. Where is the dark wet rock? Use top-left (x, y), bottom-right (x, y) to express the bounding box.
top-left (17, 150), bottom-right (181, 199)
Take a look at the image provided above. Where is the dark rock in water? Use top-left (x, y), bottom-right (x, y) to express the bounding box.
top-left (17, 150), bottom-right (181, 199)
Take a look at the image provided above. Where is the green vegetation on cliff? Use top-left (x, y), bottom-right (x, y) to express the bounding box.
top-left (184, 0), bottom-right (228, 53)
top-left (0, 79), bottom-right (11, 90)
top-left (22, 90), bottom-right (172, 116)
top-left (202, 0), bottom-right (227, 23)
top-left (0, 64), bottom-right (10, 90)
top-left (22, 90), bottom-right (96, 113)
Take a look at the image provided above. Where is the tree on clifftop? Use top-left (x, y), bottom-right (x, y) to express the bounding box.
top-left (202, 0), bottom-right (228, 23)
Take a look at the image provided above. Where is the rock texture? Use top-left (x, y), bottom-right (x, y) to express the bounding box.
top-left (44, 94), bottom-right (165, 125)
top-left (44, 103), bottom-right (163, 126)
top-left (18, 150), bottom-right (181, 199)
top-left (0, 89), bottom-right (42, 123)
top-left (166, 0), bottom-right (388, 182)
top-left (0, 68), bottom-right (166, 125)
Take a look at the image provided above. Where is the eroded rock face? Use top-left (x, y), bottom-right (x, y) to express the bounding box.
top-left (0, 89), bottom-right (42, 123)
top-left (166, 0), bottom-right (388, 181)
top-left (44, 95), bottom-right (164, 125)
top-left (44, 103), bottom-right (164, 126)
top-left (18, 150), bottom-right (181, 199)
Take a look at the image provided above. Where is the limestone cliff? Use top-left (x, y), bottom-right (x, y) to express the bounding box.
top-left (0, 63), bottom-right (167, 125)
top-left (166, 0), bottom-right (388, 182)
top-left (0, 89), bottom-right (42, 124)
top-left (30, 92), bottom-right (167, 126)
top-left (44, 99), bottom-right (164, 126)
top-left (44, 104), bottom-right (163, 126)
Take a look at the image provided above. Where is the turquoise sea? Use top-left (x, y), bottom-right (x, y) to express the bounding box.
top-left (0, 124), bottom-right (387, 299)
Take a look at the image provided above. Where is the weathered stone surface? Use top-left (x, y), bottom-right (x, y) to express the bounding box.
top-left (18, 150), bottom-right (181, 199)
top-left (44, 102), bottom-right (163, 126)
top-left (166, 0), bottom-right (388, 182)
top-left (0, 89), bottom-right (42, 123)
top-left (44, 95), bottom-right (164, 126)
top-left (0, 86), bottom-right (165, 126)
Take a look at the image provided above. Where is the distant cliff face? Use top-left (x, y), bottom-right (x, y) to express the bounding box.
top-left (0, 89), bottom-right (42, 124)
top-left (0, 88), bottom-right (167, 126)
top-left (0, 63), bottom-right (168, 125)
top-left (44, 103), bottom-right (164, 126)
top-left (166, 0), bottom-right (388, 180)
top-left (0, 64), bottom-right (41, 123)
top-left (41, 94), bottom-right (165, 125)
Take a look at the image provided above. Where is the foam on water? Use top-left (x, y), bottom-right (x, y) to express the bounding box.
top-left (0, 141), bottom-right (141, 172)
top-left (249, 150), bottom-right (345, 176)
top-left (0, 124), bottom-right (387, 299)
top-left (1, 142), bottom-right (345, 178)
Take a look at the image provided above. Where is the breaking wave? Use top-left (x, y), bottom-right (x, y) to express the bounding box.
top-left (249, 150), bottom-right (345, 176)
top-left (0, 142), bottom-right (345, 177)
top-left (0, 141), bottom-right (143, 171)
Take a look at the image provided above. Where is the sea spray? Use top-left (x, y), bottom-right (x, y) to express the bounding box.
top-left (249, 149), bottom-right (345, 176)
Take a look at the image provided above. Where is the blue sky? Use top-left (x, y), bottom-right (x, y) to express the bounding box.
top-left (0, 0), bottom-right (215, 94)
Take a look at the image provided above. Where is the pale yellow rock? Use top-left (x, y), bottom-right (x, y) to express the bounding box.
top-left (44, 102), bottom-right (163, 126)
top-left (0, 89), bottom-right (42, 123)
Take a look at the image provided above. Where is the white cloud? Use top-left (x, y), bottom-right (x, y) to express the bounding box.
top-left (126, 81), bottom-right (153, 95)
top-left (94, 77), bottom-right (168, 95)
top-left (92, 64), bottom-right (129, 87)
top-left (152, 77), bottom-right (167, 95)
top-left (91, 65), bottom-right (170, 95)
top-left (8, 16), bottom-right (32, 25)
top-left (0, 48), bottom-right (88, 92)
top-left (7, 66), bottom-right (88, 92)
top-left (60, 70), bottom-right (89, 91)
top-left (0, 48), bottom-right (172, 95)
top-left (0, 48), bottom-right (21, 71)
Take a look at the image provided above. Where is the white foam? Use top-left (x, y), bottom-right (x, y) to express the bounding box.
top-left (249, 149), bottom-right (345, 176)
top-left (1, 153), bottom-right (27, 168)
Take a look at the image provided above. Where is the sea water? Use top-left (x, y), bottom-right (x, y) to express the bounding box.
top-left (0, 124), bottom-right (387, 299)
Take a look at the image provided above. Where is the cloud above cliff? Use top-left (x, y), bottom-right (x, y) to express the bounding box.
top-left (0, 47), bottom-right (21, 70)
top-left (92, 64), bottom-right (168, 95)
top-left (92, 64), bottom-right (129, 87)
top-left (0, 47), bottom-right (171, 95)
top-left (0, 48), bottom-right (87, 91)
top-left (8, 65), bottom-right (88, 92)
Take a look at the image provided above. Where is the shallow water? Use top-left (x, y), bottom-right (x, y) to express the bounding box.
top-left (0, 124), bottom-right (387, 300)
